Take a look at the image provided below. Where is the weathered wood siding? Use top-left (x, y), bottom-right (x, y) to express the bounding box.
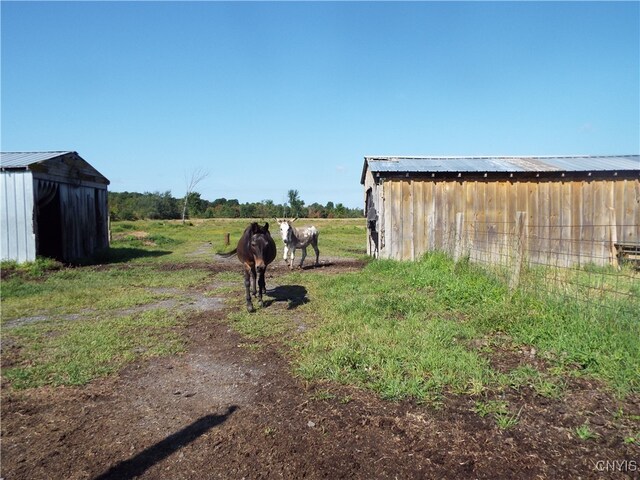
top-left (373, 177), bottom-right (640, 267)
top-left (56, 183), bottom-right (109, 261)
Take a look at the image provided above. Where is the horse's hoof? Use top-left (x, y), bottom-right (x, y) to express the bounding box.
top-left (247, 305), bottom-right (255, 313)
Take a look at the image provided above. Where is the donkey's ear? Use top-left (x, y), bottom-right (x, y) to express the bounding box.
top-left (250, 222), bottom-right (259, 233)
top-left (275, 218), bottom-right (281, 223)
top-left (292, 217), bottom-right (298, 223)
top-left (264, 222), bottom-right (270, 231)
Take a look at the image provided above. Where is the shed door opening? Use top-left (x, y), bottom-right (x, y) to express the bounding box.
top-left (36, 184), bottom-right (63, 261)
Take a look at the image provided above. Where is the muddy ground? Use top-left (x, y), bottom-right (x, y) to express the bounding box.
top-left (1, 253), bottom-right (639, 479)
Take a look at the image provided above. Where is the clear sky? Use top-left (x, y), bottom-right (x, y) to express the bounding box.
top-left (2, 1), bottom-right (639, 209)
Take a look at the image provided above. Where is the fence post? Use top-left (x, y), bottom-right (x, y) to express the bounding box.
top-left (454, 212), bottom-right (465, 262)
top-left (509, 211), bottom-right (527, 291)
top-left (224, 233), bottom-right (230, 246)
top-left (608, 208), bottom-right (619, 270)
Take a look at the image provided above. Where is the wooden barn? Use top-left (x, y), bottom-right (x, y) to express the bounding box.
top-left (1, 151), bottom-right (110, 263)
top-left (361, 155), bottom-right (640, 267)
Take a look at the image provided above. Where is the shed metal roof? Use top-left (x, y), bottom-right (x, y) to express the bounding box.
top-left (1, 151), bottom-right (109, 185)
top-left (361, 155), bottom-right (640, 183)
top-left (1, 151), bottom-right (72, 169)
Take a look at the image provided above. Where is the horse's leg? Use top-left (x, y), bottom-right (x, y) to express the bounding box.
top-left (250, 265), bottom-right (257, 296)
top-left (289, 248), bottom-right (296, 269)
top-left (257, 268), bottom-right (266, 307)
top-left (299, 246), bottom-right (307, 268)
top-left (243, 265), bottom-right (254, 312)
top-left (312, 238), bottom-right (320, 265)
top-left (283, 244), bottom-right (289, 262)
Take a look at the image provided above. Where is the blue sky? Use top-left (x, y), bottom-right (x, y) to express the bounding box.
top-left (2, 1), bottom-right (638, 209)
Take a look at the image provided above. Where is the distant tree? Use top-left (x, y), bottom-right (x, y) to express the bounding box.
top-left (307, 202), bottom-right (325, 218)
top-left (185, 192), bottom-right (208, 217)
top-left (287, 189), bottom-right (305, 218)
top-left (334, 203), bottom-right (347, 218)
top-left (240, 203), bottom-right (257, 218)
top-left (182, 168), bottom-right (209, 224)
top-left (149, 191), bottom-right (180, 219)
top-left (109, 190), bottom-right (361, 220)
top-left (255, 199), bottom-right (276, 219)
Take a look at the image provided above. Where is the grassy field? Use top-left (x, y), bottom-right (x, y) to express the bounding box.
top-left (232, 253), bottom-right (640, 400)
top-left (2, 218), bottom-right (639, 406)
top-left (107, 217), bottom-right (367, 261)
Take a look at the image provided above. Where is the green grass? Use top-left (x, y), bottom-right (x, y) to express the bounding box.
top-left (3, 309), bottom-right (185, 389)
top-left (3, 218), bottom-right (638, 409)
top-left (1, 257), bottom-right (64, 278)
top-left (294, 255), bottom-right (503, 400)
top-left (106, 218), bottom-right (367, 261)
top-left (506, 365), bottom-right (565, 398)
top-left (575, 423), bottom-right (599, 441)
top-left (474, 400), bottom-right (509, 417)
top-left (290, 252), bottom-right (639, 400)
top-left (1, 265), bottom-right (210, 321)
top-left (494, 408), bottom-right (522, 430)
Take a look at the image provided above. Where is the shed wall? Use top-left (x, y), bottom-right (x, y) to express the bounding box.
top-left (375, 177), bottom-right (640, 267)
top-left (1, 171), bottom-right (36, 262)
top-left (56, 183), bottom-right (109, 262)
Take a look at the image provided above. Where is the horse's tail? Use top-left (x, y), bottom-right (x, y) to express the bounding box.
top-left (217, 248), bottom-right (238, 258)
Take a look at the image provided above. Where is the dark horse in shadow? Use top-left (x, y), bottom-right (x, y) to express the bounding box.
top-left (219, 222), bottom-right (277, 312)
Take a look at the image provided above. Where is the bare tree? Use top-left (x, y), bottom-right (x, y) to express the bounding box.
top-left (182, 168), bottom-right (209, 224)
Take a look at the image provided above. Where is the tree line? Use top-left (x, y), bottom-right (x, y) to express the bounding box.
top-left (108, 190), bottom-right (363, 221)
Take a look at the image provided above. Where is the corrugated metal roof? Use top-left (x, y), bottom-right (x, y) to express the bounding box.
top-left (362, 155), bottom-right (640, 183)
top-left (1, 151), bottom-right (72, 169)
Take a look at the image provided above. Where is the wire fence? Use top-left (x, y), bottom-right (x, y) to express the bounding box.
top-left (434, 213), bottom-right (639, 314)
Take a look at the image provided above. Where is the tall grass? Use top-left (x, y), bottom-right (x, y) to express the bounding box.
top-left (294, 252), bottom-right (640, 399)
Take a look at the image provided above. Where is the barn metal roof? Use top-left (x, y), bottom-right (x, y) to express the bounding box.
top-left (361, 155), bottom-right (640, 183)
top-left (1, 151), bottom-right (109, 185)
top-left (1, 151), bottom-right (73, 169)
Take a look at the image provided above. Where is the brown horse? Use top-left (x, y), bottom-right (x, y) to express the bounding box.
top-left (220, 222), bottom-right (277, 312)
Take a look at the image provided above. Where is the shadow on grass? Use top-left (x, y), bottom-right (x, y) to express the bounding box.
top-left (94, 406), bottom-right (237, 480)
top-left (301, 262), bottom-right (333, 270)
top-left (265, 285), bottom-right (309, 309)
top-left (80, 247), bottom-right (172, 265)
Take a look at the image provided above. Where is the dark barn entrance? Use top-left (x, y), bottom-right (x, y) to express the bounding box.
top-left (36, 183), bottom-right (63, 261)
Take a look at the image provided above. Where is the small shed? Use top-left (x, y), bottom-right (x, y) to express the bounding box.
top-left (1, 151), bottom-right (110, 263)
top-left (361, 155), bottom-right (640, 267)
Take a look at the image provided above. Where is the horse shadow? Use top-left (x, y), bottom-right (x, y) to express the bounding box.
top-left (300, 262), bottom-right (333, 270)
top-left (94, 406), bottom-right (237, 480)
top-left (264, 285), bottom-right (309, 309)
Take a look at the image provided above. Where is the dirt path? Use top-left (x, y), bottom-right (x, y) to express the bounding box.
top-left (2, 257), bottom-right (639, 479)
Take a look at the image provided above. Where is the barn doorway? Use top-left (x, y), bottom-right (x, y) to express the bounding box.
top-left (36, 183), bottom-right (64, 261)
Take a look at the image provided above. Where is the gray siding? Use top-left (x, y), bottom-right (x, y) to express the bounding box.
top-left (1, 170), bottom-right (36, 262)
